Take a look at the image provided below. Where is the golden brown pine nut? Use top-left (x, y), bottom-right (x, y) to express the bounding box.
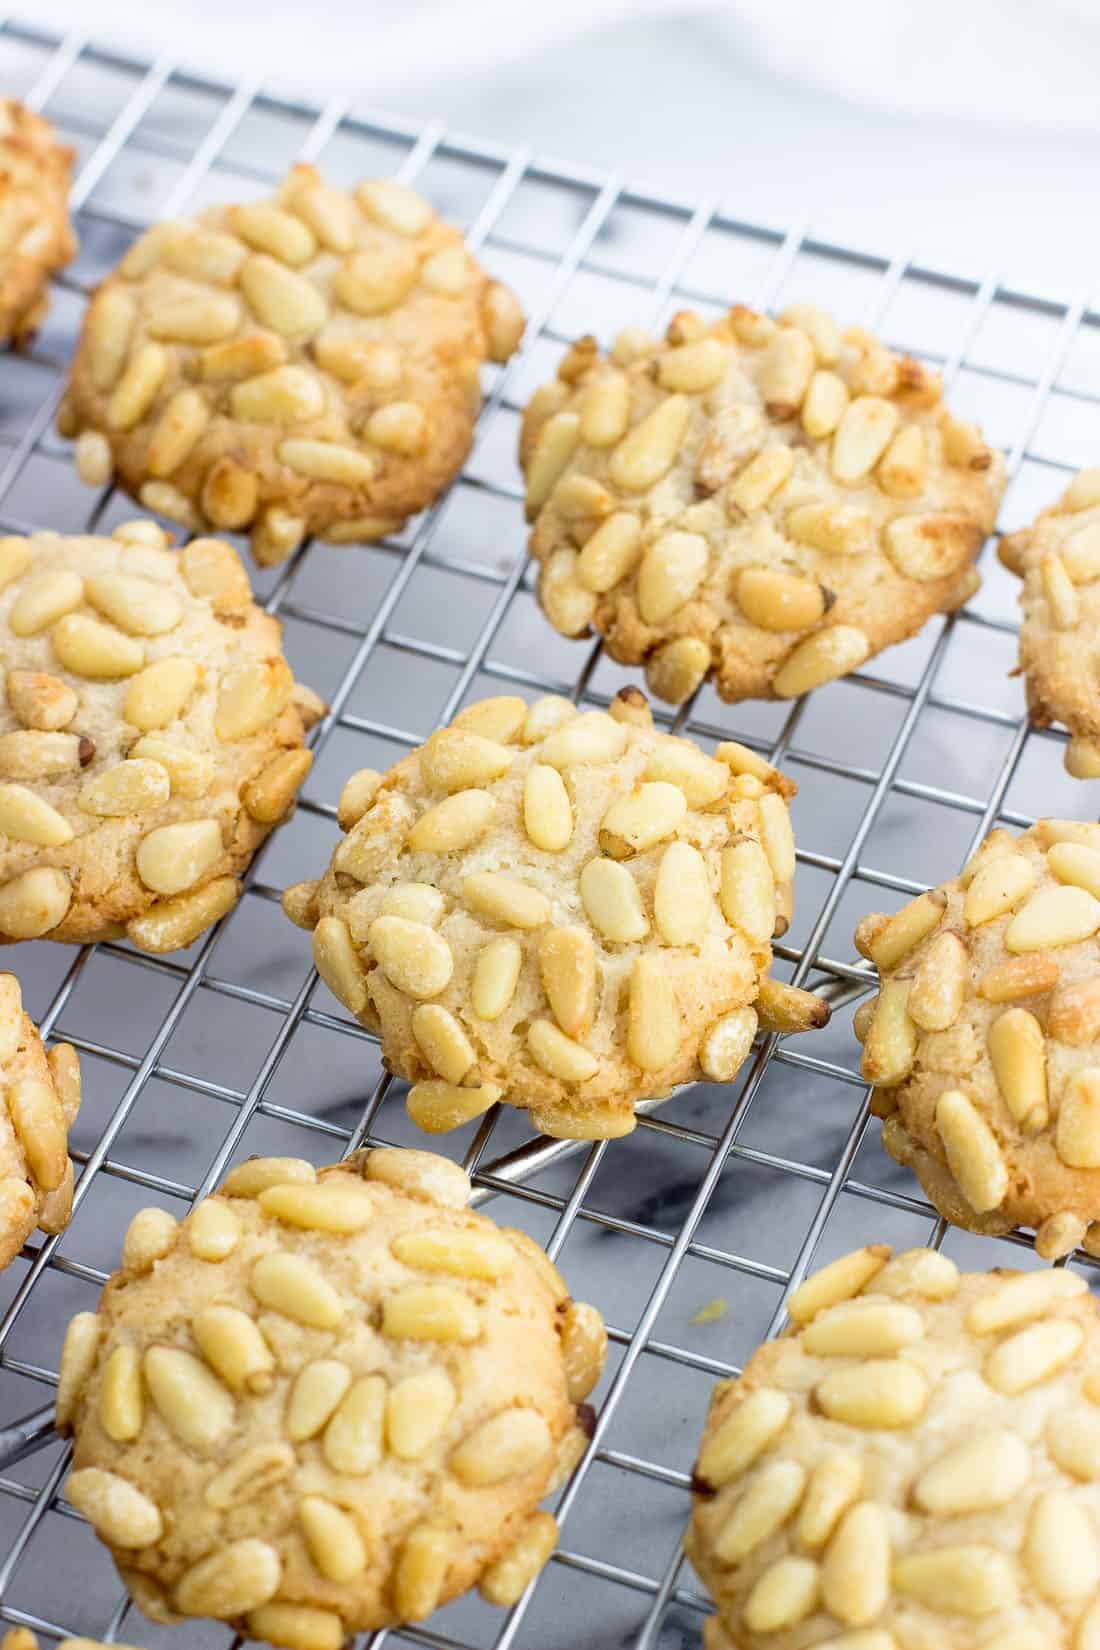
top-left (935, 1088), bottom-right (1007, 1212)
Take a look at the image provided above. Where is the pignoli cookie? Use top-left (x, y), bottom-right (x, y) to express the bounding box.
top-left (57, 1146), bottom-right (603, 1641)
top-left (60, 165), bottom-right (524, 564)
top-left (284, 688), bottom-right (825, 1139)
top-left (1000, 468), bottom-right (1100, 779)
top-left (689, 1244), bottom-right (1100, 1650)
top-left (521, 305), bottom-right (1005, 704)
top-left (0, 971), bottom-right (80, 1268)
top-left (0, 98), bottom-right (76, 342)
top-left (857, 819), bottom-right (1100, 1258)
top-left (0, 522), bottom-right (321, 948)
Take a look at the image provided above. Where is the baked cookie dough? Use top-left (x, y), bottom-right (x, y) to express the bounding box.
top-left (60, 165), bottom-right (524, 564)
top-left (57, 1146), bottom-right (604, 1641)
top-left (856, 818), bottom-right (1100, 1260)
top-left (521, 305), bottom-right (1006, 704)
top-left (284, 688), bottom-right (812, 1139)
top-left (0, 99), bottom-right (76, 343)
top-left (0, 521), bottom-right (321, 949)
top-left (1000, 468), bottom-right (1100, 779)
top-left (0, 972), bottom-right (80, 1268)
top-left (688, 1244), bottom-right (1100, 1650)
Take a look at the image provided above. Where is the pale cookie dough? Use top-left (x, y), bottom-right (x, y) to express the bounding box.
top-left (0, 521), bottom-right (321, 949)
top-left (855, 819), bottom-right (1100, 1260)
top-left (0, 99), bottom-right (76, 342)
top-left (689, 1244), bottom-right (1100, 1650)
top-left (0, 972), bottom-right (80, 1269)
top-left (521, 304), bottom-right (1006, 705)
top-left (60, 165), bottom-right (524, 564)
top-left (1000, 468), bottom-right (1100, 780)
top-left (57, 1147), bottom-right (605, 1643)
top-left (284, 689), bottom-right (817, 1140)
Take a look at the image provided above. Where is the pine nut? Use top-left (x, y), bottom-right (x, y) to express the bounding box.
top-left (479, 1510), bottom-right (558, 1607)
top-left (542, 714), bottom-right (630, 777)
top-left (0, 536), bottom-right (31, 590)
top-left (1065, 736), bottom-right (1100, 779)
top-left (56, 1311), bottom-right (100, 1430)
top-left (452, 696), bottom-right (527, 743)
top-left (252, 505), bottom-right (306, 565)
top-left (299, 1495), bottom-right (366, 1583)
top-left (9, 569), bottom-right (84, 635)
top-left (462, 871), bottom-right (550, 929)
top-left (357, 177), bottom-right (431, 234)
top-left (242, 747), bottom-right (312, 824)
top-left (527, 1018), bottom-right (599, 1082)
top-left (637, 531), bottom-right (708, 623)
top-left (0, 783), bottom-right (72, 846)
top-left (107, 343), bottom-right (168, 430)
top-left (419, 728), bottom-right (513, 793)
top-left (192, 1303), bottom-right (275, 1395)
top-left (1062, 467), bottom-right (1100, 510)
top-left (529, 1102), bottom-right (634, 1138)
top-left (642, 741), bottom-right (726, 808)
top-left (580, 857), bottom-right (649, 942)
top-left (780, 303), bottom-right (841, 363)
top-left (129, 876), bottom-right (238, 952)
top-left (1055, 1067), bottom-right (1100, 1167)
top-left (472, 936), bottom-right (523, 1019)
top-left (122, 1205), bottom-right (178, 1273)
top-left (719, 837), bottom-right (775, 944)
top-left (85, 287), bottom-right (136, 390)
top-left (576, 512), bottom-right (641, 591)
top-left (735, 566), bottom-right (827, 632)
top-left (79, 758), bottom-right (171, 817)
top-left (757, 326), bottom-right (815, 418)
top-left (816, 1358), bottom-right (928, 1427)
top-left (874, 1248), bottom-right (959, 1299)
top-left (860, 978), bottom-right (918, 1086)
top-left (0, 867), bottom-right (72, 938)
top-left (906, 930), bottom-right (967, 1031)
top-left (188, 1197), bottom-right (240, 1261)
top-left (259, 1178), bottom-right (373, 1232)
top-left (52, 614), bottom-right (143, 679)
top-left (241, 253), bottom-right (326, 334)
top-left (892, 1546), bottom-right (1017, 1615)
top-left (714, 1459), bottom-right (806, 1564)
top-left (1048, 841), bottom-right (1100, 904)
top-left (278, 437), bottom-right (374, 484)
top-left (393, 1523), bottom-right (452, 1621)
top-left (205, 1442), bottom-right (294, 1511)
top-left (0, 729), bottom-right (86, 780)
top-left (774, 625), bottom-right (870, 696)
top-left (786, 503), bottom-right (873, 556)
top-left (694, 1388), bottom-right (790, 1491)
top-left (803, 1299), bottom-right (924, 1357)
top-left (538, 926), bottom-right (596, 1039)
top-left (247, 1605), bottom-right (343, 1650)
top-left (482, 279), bottom-right (525, 361)
top-left (645, 635), bottom-right (711, 703)
top-left (222, 1155), bottom-right (316, 1198)
top-left (408, 788), bottom-right (496, 851)
top-left (526, 412), bottom-right (580, 513)
top-left (554, 1301), bottom-right (603, 1403)
top-left (628, 955), bottom-right (680, 1071)
top-left (1051, 975), bottom-right (1100, 1044)
top-left (576, 371), bottom-right (628, 447)
top-left (145, 1343), bottom-right (235, 1449)
top-left (313, 915), bottom-right (367, 1012)
top-left (100, 1345), bottom-right (143, 1442)
top-left (451, 1407), bottom-right (552, 1486)
top-left (867, 891), bottom-right (946, 971)
top-left (962, 853), bottom-right (1032, 926)
top-left (975, 954), bottom-right (1055, 1005)
top-left (727, 445), bottom-right (794, 513)
top-left (608, 394), bottom-right (691, 491)
top-left (743, 1556), bottom-right (820, 1634)
top-left (599, 781), bottom-right (687, 859)
top-left (365, 401), bottom-right (428, 454)
top-left (1023, 1489), bottom-right (1099, 1601)
top-left (935, 1088), bottom-right (1006, 1211)
top-left (831, 397), bottom-right (899, 484)
top-left (985, 1317), bottom-right (1084, 1394)
top-left (145, 387), bottom-right (210, 477)
top-left (8, 1078), bottom-right (66, 1189)
top-left (913, 1429), bottom-right (1029, 1513)
top-left (250, 1251), bottom-right (344, 1328)
top-left (1006, 884), bottom-right (1100, 950)
top-left (1042, 550), bottom-right (1080, 628)
top-left (714, 740), bottom-right (792, 795)
top-left (122, 656), bottom-right (198, 731)
top-left (941, 413), bottom-right (993, 470)
top-left (411, 1004), bottom-right (476, 1084)
top-left (335, 768), bottom-right (381, 831)
top-left (966, 1267), bottom-right (1086, 1334)
top-left (369, 913), bottom-right (456, 998)
top-left (286, 1359), bottom-right (351, 1441)
top-left (787, 1245), bottom-right (890, 1324)
top-left (1061, 521), bottom-right (1100, 582)
top-left (987, 1006), bottom-right (1047, 1129)
top-left (524, 763), bottom-right (573, 851)
top-left (382, 1283), bottom-right (481, 1343)
top-left (147, 292), bottom-right (240, 345)
top-left (1035, 1210), bottom-right (1087, 1259)
top-left (1048, 1407), bottom-right (1100, 1480)
top-left (178, 536), bottom-right (250, 612)
top-left (653, 840), bottom-right (712, 946)
top-left (420, 247), bottom-right (469, 295)
top-left (656, 337), bottom-right (726, 392)
top-left (796, 1452), bottom-right (863, 1550)
top-left (67, 1466), bottom-right (163, 1548)
top-left (882, 512), bottom-right (977, 581)
top-left (136, 818), bottom-right (221, 896)
top-left (392, 1227), bottom-right (513, 1281)
top-left (7, 668), bottom-right (77, 731)
top-left (698, 1006), bottom-right (757, 1083)
top-left (230, 364), bottom-right (325, 423)
top-left (175, 1539), bottom-right (281, 1618)
top-left (233, 201), bottom-right (315, 264)
top-left (878, 423), bottom-right (926, 498)
top-left (407, 1079), bottom-right (501, 1132)
top-left (820, 1502), bottom-right (889, 1627)
top-left (138, 480), bottom-right (198, 526)
top-left (801, 369), bottom-right (849, 439)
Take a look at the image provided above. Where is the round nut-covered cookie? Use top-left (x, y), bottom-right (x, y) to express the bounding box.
top-left (521, 305), bottom-right (1006, 704)
top-left (284, 689), bottom-right (818, 1139)
top-left (0, 971), bottom-right (80, 1268)
top-left (689, 1244), bottom-right (1100, 1650)
top-left (57, 1146), bottom-right (604, 1642)
top-left (1000, 468), bottom-right (1100, 780)
top-left (855, 818), bottom-right (1100, 1260)
top-left (60, 164), bottom-right (524, 565)
top-left (0, 521), bottom-right (321, 949)
top-left (0, 98), bottom-right (76, 343)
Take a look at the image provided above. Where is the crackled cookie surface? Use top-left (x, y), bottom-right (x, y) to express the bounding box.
top-left (0, 972), bottom-right (80, 1268)
top-left (58, 1147), bottom-right (604, 1642)
top-left (856, 819), bottom-right (1100, 1260)
top-left (521, 305), bottom-right (1005, 704)
top-left (0, 521), bottom-right (320, 949)
top-left (690, 1244), bottom-right (1100, 1650)
top-left (284, 689), bottom-right (801, 1139)
top-left (0, 99), bottom-right (76, 342)
top-left (1000, 468), bottom-right (1100, 780)
top-left (61, 165), bottom-right (524, 564)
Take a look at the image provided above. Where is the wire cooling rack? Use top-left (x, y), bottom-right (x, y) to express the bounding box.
top-left (1, 16), bottom-right (1100, 1650)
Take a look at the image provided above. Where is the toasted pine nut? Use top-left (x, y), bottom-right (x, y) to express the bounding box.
top-left (878, 422), bottom-right (926, 498)
top-left (408, 788), bottom-right (496, 852)
top-left (539, 926), bottom-right (596, 1039)
top-left (479, 1510), bottom-right (559, 1607)
top-left (820, 1501), bottom-right (890, 1626)
top-left (988, 1007), bottom-right (1047, 1130)
top-left (382, 1284), bottom-right (480, 1343)
top-left (0, 867), bottom-right (72, 938)
top-left (727, 445), bottom-right (794, 513)
top-left (259, 1179), bottom-right (374, 1233)
top-left (579, 372), bottom-right (630, 446)
top-left (193, 1304), bottom-right (275, 1394)
top-left (450, 1407), bottom-right (552, 1486)
top-left (978, 952), bottom-right (1059, 1003)
top-left (867, 890), bottom-right (946, 970)
top-left (1006, 885), bottom-right (1100, 951)
top-left (368, 914), bottom-right (454, 998)
top-left (719, 838), bottom-right (775, 945)
top-left (393, 1524), bottom-right (452, 1622)
top-left (528, 1018), bottom-right (598, 1083)
top-left (985, 1319), bottom-right (1085, 1395)
top-left (654, 840), bottom-right (712, 945)
top-left (607, 395), bottom-right (690, 491)
top-left (524, 763), bottom-right (573, 851)
top-left (221, 1156), bottom-right (316, 1198)
top-left (121, 1206), bottom-right (178, 1274)
top-left (773, 626), bottom-right (869, 696)
top-left (420, 728), bottom-right (513, 792)
top-left (796, 1452), bottom-right (863, 1550)
top-left (907, 930), bottom-right (968, 1031)
top-left (1056, 1068), bottom-right (1100, 1168)
top-left (644, 635), bottom-right (711, 703)
top-left (56, 1311), bottom-right (100, 1431)
top-left (735, 566), bottom-right (827, 631)
top-left (935, 1089), bottom-right (1007, 1213)
top-left (637, 530), bottom-right (709, 624)
top-left (246, 1604), bottom-right (343, 1650)
top-left (816, 1358), bottom-right (928, 1428)
top-left (471, 937), bottom-right (523, 1020)
top-left (801, 369), bottom-right (849, 439)
top-left (742, 1557), bottom-right (820, 1634)
top-left (599, 781), bottom-right (687, 859)
top-left (406, 1080), bottom-right (501, 1132)
top-left (463, 871), bottom-right (550, 929)
top-left (831, 396), bottom-right (898, 485)
top-left (757, 326), bottom-right (815, 418)
top-left (285, 1359), bottom-right (351, 1442)
top-left (175, 1539), bottom-right (281, 1618)
top-left (107, 344), bottom-right (168, 430)
top-left (411, 1004), bottom-right (476, 1085)
top-left (787, 1244), bottom-right (890, 1325)
top-left (250, 1251), bottom-right (344, 1328)
top-left (580, 857), bottom-right (648, 942)
top-left (628, 955), bottom-right (680, 1072)
top-left (786, 502), bottom-right (873, 555)
top-left (85, 288), bottom-right (137, 390)
top-left (893, 1546), bottom-right (1017, 1615)
top-left (658, 337), bottom-right (727, 392)
top-left (241, 253), bottom-right (326, 334)
top-left (526, 412), bottom-right (580, 514)
top-left (188, 1197), bottom-right (240, 1262)
top-left (67, 1466), bottom-right (163, 1548)
top-left (695, 1388), bottom-right (791, 1492)
top-left (385, 1367), bottom-right (456, 1459)
top-left (144, 1344), bottom-right (235, 1449)
top-left (714, 1459), bottom-right (806, 1565)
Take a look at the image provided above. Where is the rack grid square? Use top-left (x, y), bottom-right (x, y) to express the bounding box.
top-left (0, 17), bottom-right (1098, 1649)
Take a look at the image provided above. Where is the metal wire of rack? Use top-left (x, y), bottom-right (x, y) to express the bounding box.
top-left (0, 14), bottom-right (1099, 1650)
